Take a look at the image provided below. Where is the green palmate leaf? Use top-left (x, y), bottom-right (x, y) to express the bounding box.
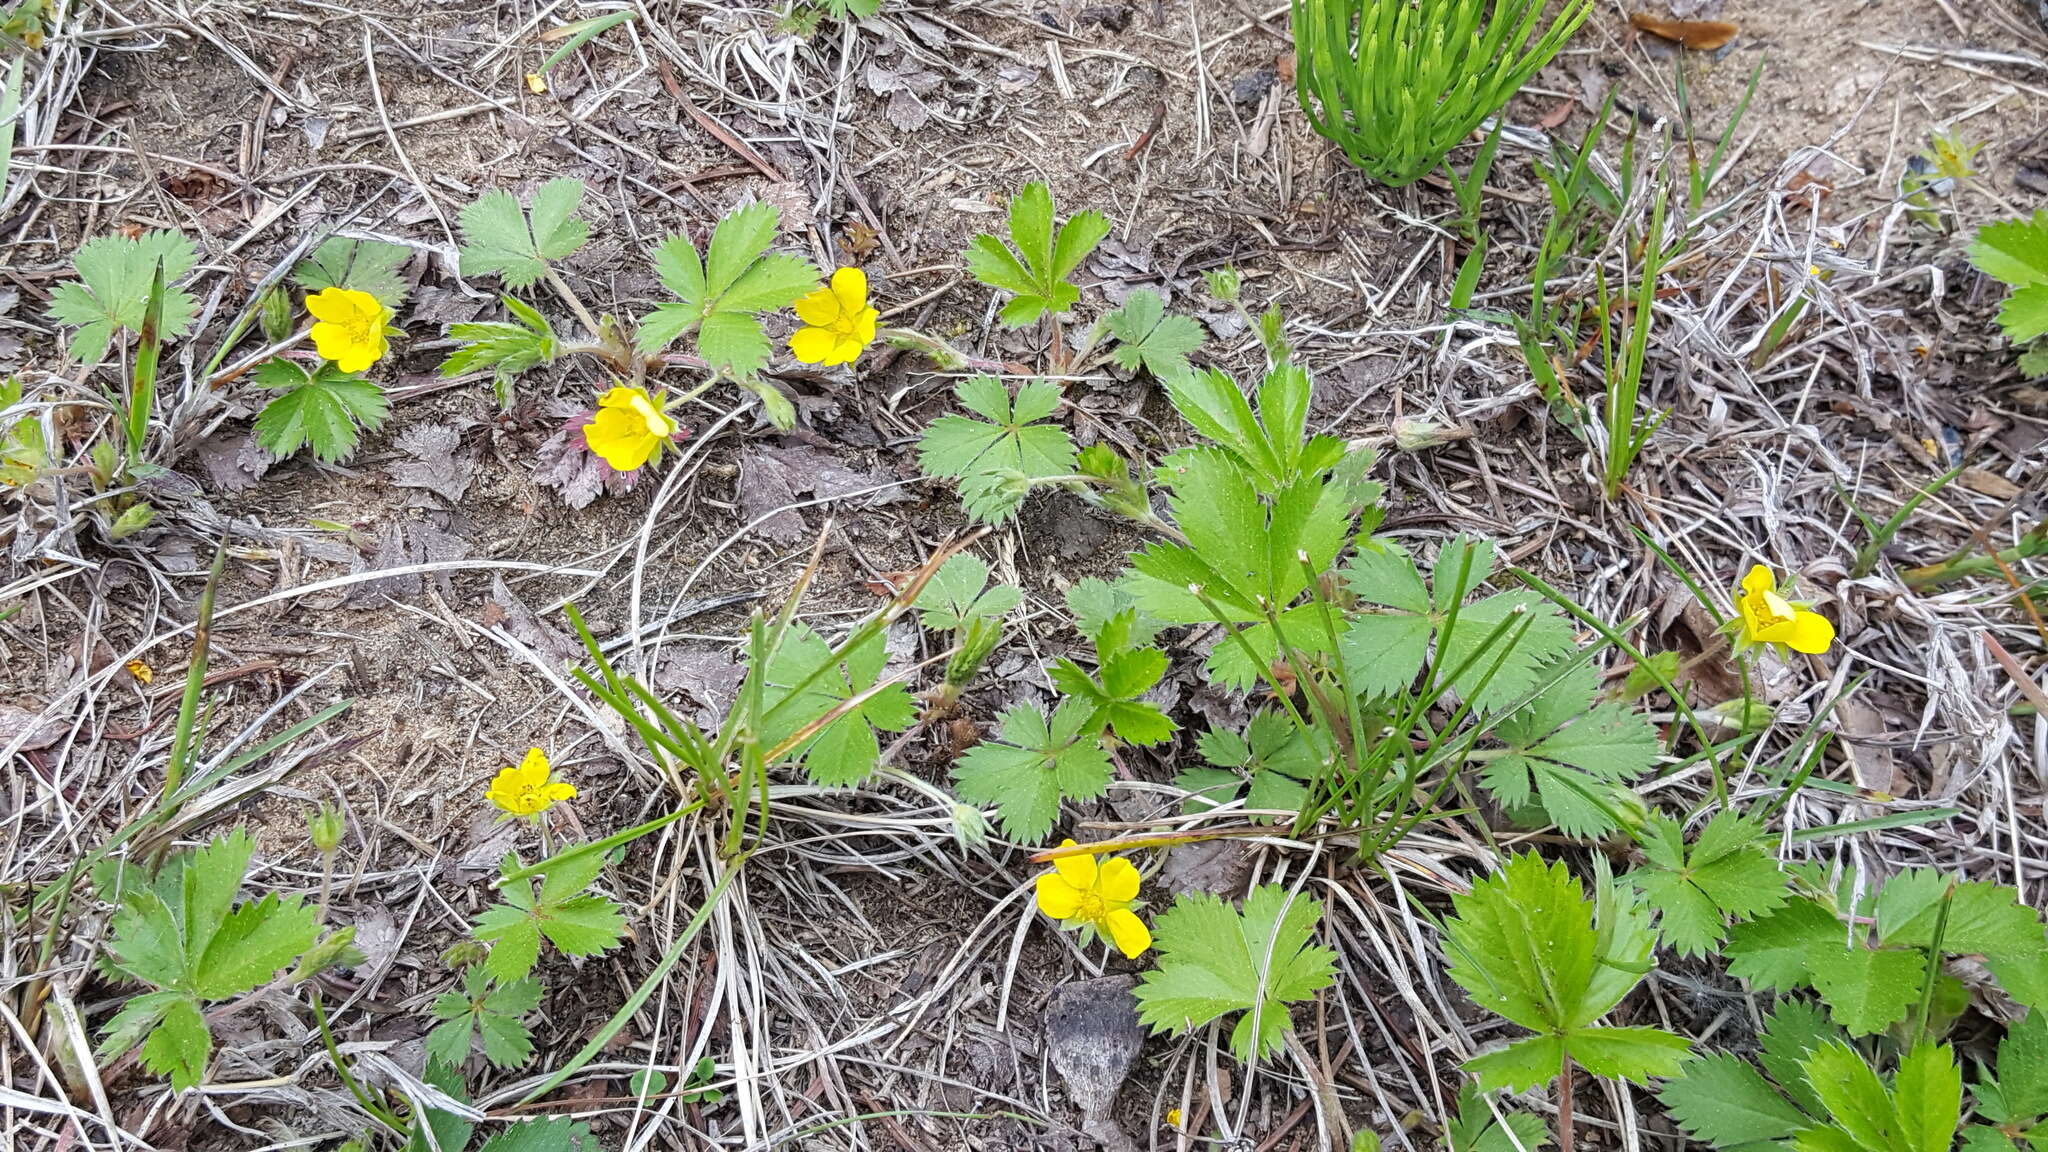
top-left (251, 359), bottom-right (390, 463)
top-left (915, 553), bottom-right (1021, 632)
top-left (1878, 871), bottom-right (2048, 1011)
top-left (755, 622), bottom-right (917, 787)
top-left (1444, 852), bottom-right (1683, 1092)
top-left (96, 830), bottom-right (332, 1092)
top-left (1048, 621), bottom-right (1175, 746)
top-left (1629, 811), bottom-right (1790, 956)
top-left (46, 230), bottom-right (200, 363)
top-left (1104, 289), bottom-right (1203, 383)
top-left (293, 236), bottom-right (412, 306)
top-left (1659, 1052), bottom-right (1810, 1147)
top-left (637, 203), bottom-right (818, 378)
top-left (1977, 1011), bottom-right (2048, 1134)
top-left (1132, 885), bottom-right (1337, 1059)
top-left (442, 295), bottom-right (558, 395)
top-left (1481, 669), bottom-right (1660, 839)
top-left (1162, 361), bottom-right (1345, 492)
top-left (951, 700), bottom-right (1111, 842)
top-left (458, 178), bottom-right (590, 289)
top-left (1339, 537), bottom-right (1578, 713)
top-left (474, 851), bottom-right (627, 984)
top-left (963, 182), bottom-right (1109, 327)
top-left (916, 376), bottom-right (1078, 523)
top-left (1791, 1041), bottom-right (1961, 1152)
top-left (1444, 1083), bottom-right (1550, 1152)
top-left (1177, 709), bottom-right (1331, 820)
top-left (1970, 212), bottom-right (2048, 287)
top-left (428, 968), bottom-right (542, 1069)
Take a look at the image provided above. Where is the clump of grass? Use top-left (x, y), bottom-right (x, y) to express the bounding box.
top-left (1292, 0), bottom-right (1593, 186)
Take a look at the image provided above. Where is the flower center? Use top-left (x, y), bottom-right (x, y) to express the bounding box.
top-left (1745, 589), bottom-right (1795, 629)
top-left (628, 394), bottom-right (675, 437)
top-left (1075, 893), bottom-right (1108, 921)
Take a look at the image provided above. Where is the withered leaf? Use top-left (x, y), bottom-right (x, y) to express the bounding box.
top-left (1628, 11), bottom-right (1738, 50)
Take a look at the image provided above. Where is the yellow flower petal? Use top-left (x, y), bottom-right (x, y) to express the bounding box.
top-left (586, 408), bottom-right (658, 471)
top-left (829, 266), bottom-right (868, 314)
top-left (852, 306), bottom-right (878, 346)
top-left (1036, 872), bottom-right (1084, 918)
top-left (540, 780), bottom-right (578, 805)
top-left (1050, 840), bottom-right (1097, 889)
top-left (1095, 857), bottom-right (1141, 903)
top-left (1784, 609), bottom-right (1836, 654)
top-left (793, 285), bottom-right (844, 328)
top-left (515, 747), bottom-right (550, 783)
top-left (303, 287), bottom-right (361, 324)
top-left (789, 325), bottom-right (840, 365)
top-left (1105, 908), bottom-right (1151, 958)
top-left (1740, 565), bottom-right (1776, 596)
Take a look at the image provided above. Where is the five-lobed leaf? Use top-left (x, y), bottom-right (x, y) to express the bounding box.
top-left (46, 230), bottom-right (200, 363)
top-left (1658, 1051), bottom-right (1810, 1147)
top-left (1630, 811), bottom-right (1789, 956)
top-left (293, 236), bottom-right (412, 306)
top-left (756, 622), bottom-right (917, 788)
top-left (251, 359), bottom-right (390, 463)
top-left (459, 178), bottom-right (590, 289)
top-left (916, 376), bottom-right (1078, 523)
top-left (1132, 885), bottom-right (1337, 1059)
top-left (636, 203), bottom-right (818, 377)
top-left (951, 700), bottom-right (1111, 841)
top-left (1105, 289), bottom-right (1203, 384)
top-left (916, 553), bottom-right (1022, 632)
top-left (962, 182), bottom-right (1109, 327)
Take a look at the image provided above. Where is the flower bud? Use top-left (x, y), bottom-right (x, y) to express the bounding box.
top-left (308, 800), bottom-right (346, 855)
top-left (259, 284), bottom-right (293, 344)
top-left (1203, 267), bottom-right (1241, 303)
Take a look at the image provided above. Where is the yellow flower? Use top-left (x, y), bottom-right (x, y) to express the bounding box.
top-left (1035, 839), bottom-right (1150, 958)
top-left (1734, 565), bottom-right (1835, 655)
top-left (306, 287), bottom-right (391, 374)
top-left (583, 386), bottom-right (678, 472)
top-left (487, 748), bottom-right (577, 816)
top-left (125, 658), bottom-right (154, 685)
top-left (789, 267), bottom-right (879, 367)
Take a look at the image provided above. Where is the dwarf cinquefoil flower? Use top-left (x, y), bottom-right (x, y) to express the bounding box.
top-left (488, 748), bottom-right (576, 817)
top-left (583, 385), bottom-right (678, 472)
top-left (306, 287), bottom-right (392, 373)
top-left (1035, 839), bottom-right (1150, 958)
top-left (1732, 565), bottom-right (1835, 655)
top-left (789, 267), bottom-right (879, 367)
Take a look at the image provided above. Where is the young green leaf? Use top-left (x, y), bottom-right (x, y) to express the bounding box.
top-left (46, 230), bottom-right (199, 363)
top-left (1974, 1011), bottom-right (2048, 1137)
top-left (251, 359), bottom-right (390, 463)
top-left (458, 178), bottom-right (590, 289)
top-left (293, 236), bottom-right (412, 306)
top-left (916, 376), bottom-right (1078, 523)
top-left (636, 203), bottom-right (818, 377)
top-left (1629, 811), bottom-right (1789, 955)
top-left (755, 622), bottom-right (917, 787)
top-left (1048, 621), bottom-right (1176, 746)
top-left (96, 830), bottom-right (329, 1092)
top-left (1793, 1040), bottom-right (1960, 1152)
top-left (963, 182), bottom-right (1109, 327)
top-left (1132, 884), bottom-right (1338, 1059)
top-left (1064, 578), bottom-right (1162, 647)
top-left (1724, 897), bottom-right (1840, 990)
top-left (915, 553), bottom-right (1022, 632)
top-left (1444, 852), bottom-right (1687, 1093)
top-left (473, 850), bottom-right (627, 984)
top-left (1479, 664), bottom-right (1661, 839)
top-left (442, 296), bottom-right (559, 402)
top-left (1177, 709), bottom-right (1331, 820)
top-left (428, 968), bottom-right (542, 1069)
top-left (951, 700), bottom-right (1112, 842)
top-left (1444, 1083), bottom-right (1550, 1152)
top-left (1104, 289), bottom-right (1203, 383)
